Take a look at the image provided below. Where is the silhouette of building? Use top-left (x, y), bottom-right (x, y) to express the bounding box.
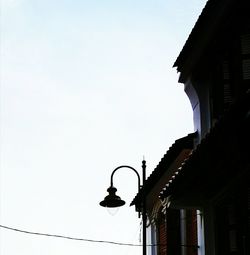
top-left (132, 0), bottom-right (250, 254)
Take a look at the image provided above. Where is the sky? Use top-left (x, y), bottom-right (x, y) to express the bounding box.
top-left (0, 0), bottom-right (206, 254)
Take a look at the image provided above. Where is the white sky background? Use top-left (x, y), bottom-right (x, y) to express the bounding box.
top-left (0, 0), bottom-right (206, 254)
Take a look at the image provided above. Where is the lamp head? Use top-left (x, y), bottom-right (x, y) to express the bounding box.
top-left (100, 186), bottom-right (125, 208)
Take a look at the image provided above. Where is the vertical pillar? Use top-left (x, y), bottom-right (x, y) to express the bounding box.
top-left (142, 159), bottom-right (147, 255)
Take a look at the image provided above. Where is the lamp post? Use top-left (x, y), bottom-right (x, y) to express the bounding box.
top-left (100, 160), bottom-right (147, 255)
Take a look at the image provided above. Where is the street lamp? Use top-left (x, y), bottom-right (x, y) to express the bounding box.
top-left (100, 160), bottom-right (147, 255)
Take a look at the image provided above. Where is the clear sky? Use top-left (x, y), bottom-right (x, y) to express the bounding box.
top-left (0, 0), bottom-right (206, 254)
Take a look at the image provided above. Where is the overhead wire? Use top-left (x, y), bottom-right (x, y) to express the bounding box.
top-left (0, 224), bottom-right (199, 249)
top-left (0, 224), bottom-right (156, 247)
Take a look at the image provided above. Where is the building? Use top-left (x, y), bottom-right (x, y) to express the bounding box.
top-left (132, 0), bottom-right (250, 254)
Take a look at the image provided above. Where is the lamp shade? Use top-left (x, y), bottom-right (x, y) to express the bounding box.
top-left (100, 186), bottom-right (125, 208)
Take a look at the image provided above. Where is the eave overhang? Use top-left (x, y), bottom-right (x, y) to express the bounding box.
top-left (174, 0), bottom-right (236, 83)
top-left (131, 132), bottom-right (197, 211)
top-left (160, 92), bottom-right (250, 207)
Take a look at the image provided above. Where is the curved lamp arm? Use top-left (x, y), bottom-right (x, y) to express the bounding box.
top-left (110, 165), bottom-right (141, 193)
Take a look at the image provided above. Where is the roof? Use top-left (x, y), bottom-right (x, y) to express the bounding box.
top-left (160, 92), bottom-right (250, 202)
top-left (173, 0), bottom-right (236, 81)
top-left (131, 132), bottom-right (197, 209)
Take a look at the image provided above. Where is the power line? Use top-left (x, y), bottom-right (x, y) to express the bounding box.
top-left (0, 224), bottom-right (199, 249)
top-left (0, 224), bottom-right (143, 247)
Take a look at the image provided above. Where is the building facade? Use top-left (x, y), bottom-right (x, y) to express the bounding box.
top-left (133, 0), bottom-right (250, 254)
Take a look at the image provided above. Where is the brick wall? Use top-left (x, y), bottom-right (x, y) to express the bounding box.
top-left (186, 209), bottom-right (198, 255)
